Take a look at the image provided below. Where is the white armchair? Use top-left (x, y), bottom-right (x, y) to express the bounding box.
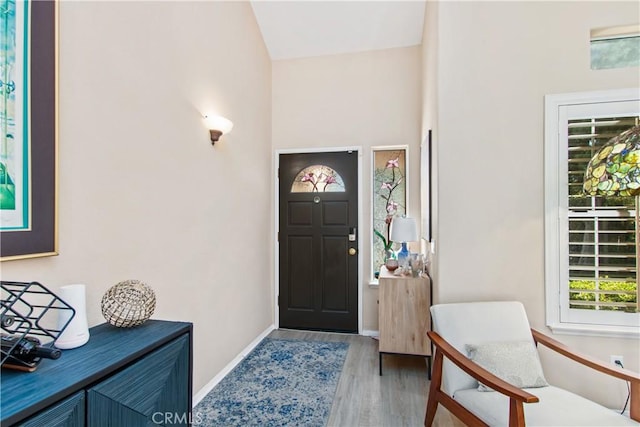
top-left (424, 301), bottom-right (640, 426)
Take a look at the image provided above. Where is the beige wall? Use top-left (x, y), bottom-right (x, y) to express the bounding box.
top-left (0, 1), bottom-right (273, 395)
top-left (272, 47), bottom-right (422, 331)
top-left (427, 0), bottom-right (640, 409)
top-left (421, 1), bottom-right (439, 289)
top-left (3, 0), bottom-right (637, 411)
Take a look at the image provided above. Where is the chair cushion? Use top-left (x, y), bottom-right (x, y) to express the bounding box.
top-left (453, 385), bottom-right (639, 426)
top-left (431, 301), bottom-right (534, 395)
top-left (466, 341), bottom-right (549, 391)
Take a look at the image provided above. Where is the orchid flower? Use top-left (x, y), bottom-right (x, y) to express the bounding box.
top-left (301, 172), bottom-right (315, 183)
top-left (323, 174), bottom-right (337, 191)
top-left (386, 158), bottom-right (399, 169)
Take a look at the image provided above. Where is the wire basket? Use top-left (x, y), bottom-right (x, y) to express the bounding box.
top-left (101, 280), bottom-right (155, 328)
top-left (1, 281), bottom-right (75, 369)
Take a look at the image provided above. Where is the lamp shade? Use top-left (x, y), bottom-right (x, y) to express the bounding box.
top-left (583, 124), bottom-right (640, 197)
top-left (390, 216), bottom-right (418, 243)
top-left (204, 115), bottom-right (234, 135)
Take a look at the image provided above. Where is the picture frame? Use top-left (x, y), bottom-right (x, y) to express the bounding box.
top-left (420, 130), bottom-right (432, 242)
top-left (1, 0), bottom-right (58, 261)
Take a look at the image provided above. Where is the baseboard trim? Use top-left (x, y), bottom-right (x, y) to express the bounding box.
top-left (361, 329), bottom-right (379, 337)
top-left (193, 324), bottom-right (276, 407)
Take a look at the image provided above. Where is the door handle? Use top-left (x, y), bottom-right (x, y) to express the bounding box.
top-left (349, 248), bottom-right (357, 256)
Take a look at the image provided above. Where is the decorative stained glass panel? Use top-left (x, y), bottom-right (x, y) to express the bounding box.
top-left (372, 148), bottom-right (407, 278)
top-left (290, 165), bottom-right (345, 193)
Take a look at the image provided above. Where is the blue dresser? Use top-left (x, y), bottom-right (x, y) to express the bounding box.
top-left (1, 320), bottom-right (193, 426)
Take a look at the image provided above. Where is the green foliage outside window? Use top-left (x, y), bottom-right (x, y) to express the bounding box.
top-left (569, 280), bottom-right (637, 313)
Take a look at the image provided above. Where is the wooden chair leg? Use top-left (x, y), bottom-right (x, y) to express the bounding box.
top-left (425, 350), bottom-right (444, 426)
top-left (508, 398), bottom-right (525, 427)
top-left (631, 381), bottom-right (639, 422)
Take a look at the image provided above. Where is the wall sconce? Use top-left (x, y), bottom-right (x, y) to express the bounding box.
top-left (203, 115), bottom-right (233, 144)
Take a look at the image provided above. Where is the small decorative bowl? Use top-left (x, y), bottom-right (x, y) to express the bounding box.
top-left (385, 259), bottom-right (399, 272)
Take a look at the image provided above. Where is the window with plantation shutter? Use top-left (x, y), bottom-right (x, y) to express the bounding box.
top-left (567, 118), bottom-right (637, 312)
top-left (545, 89), bottom-right (640, 337)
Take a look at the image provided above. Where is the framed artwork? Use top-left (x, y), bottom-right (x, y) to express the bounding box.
top-left (420, 130), bottom-right (432, 242)
top-left (1, 0), bottom-right (58, 261)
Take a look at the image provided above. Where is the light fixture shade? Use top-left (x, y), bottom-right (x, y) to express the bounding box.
top-left (583, 124), bottom-right (640, 197)
top-left (204, 115), bottom-right (234, 135)
top-left (390, 216), bottom-right (418, 243)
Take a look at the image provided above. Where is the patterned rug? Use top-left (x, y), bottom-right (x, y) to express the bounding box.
top-left (194, 337), bottom-right (350, 426)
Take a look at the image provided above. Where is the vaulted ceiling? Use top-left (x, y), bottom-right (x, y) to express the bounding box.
top-left (250, 1), bottom-right (426, 60)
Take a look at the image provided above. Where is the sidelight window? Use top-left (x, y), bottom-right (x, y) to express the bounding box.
top-left (371, 147), bottom-right (407, 279)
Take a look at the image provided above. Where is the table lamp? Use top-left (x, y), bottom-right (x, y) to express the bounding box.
top-left (390, 216), bottom-right (418, 264)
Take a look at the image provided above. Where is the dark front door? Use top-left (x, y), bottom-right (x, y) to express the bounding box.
top-left (279, 151), bottom-right (358, 333)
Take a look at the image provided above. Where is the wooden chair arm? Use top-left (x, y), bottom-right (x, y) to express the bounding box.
top-left (427, 331), bottom-right (539, 404)
top-left (531, 329), bottom-right (640, 383)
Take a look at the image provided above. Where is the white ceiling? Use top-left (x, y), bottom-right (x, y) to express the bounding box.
top-left (250, 1), bottom-right (426, 60)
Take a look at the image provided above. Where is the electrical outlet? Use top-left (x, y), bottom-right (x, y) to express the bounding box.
top-left (610, 355), bottom-right (624, 366)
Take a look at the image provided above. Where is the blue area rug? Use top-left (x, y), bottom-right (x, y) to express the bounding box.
top-left (194, 337), bottom-right (350, 426)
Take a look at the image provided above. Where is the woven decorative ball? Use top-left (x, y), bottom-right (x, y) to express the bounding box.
top-left (101, 280), bottom-right (156, 327)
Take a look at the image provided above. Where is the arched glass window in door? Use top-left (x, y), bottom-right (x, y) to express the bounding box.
top-left (290, 165), bottom-right (345, 193)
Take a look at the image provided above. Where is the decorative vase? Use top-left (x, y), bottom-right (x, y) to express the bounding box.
top-left (384, 248), bottom-right (396, 262)
top-left (410, 253), bottom-right (423, 277)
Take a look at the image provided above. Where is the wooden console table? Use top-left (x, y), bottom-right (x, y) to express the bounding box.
top-left (378, 266), bottom-right (431, 376)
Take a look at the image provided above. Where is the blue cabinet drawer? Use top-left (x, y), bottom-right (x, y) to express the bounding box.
top-left (87, 334), bottom-right (190, 427)
top-left (17, 391), bottom-right (85, 427)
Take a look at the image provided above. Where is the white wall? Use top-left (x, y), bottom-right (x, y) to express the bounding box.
top-left (427, 0), bottom-right (640, 409)
top-left (0, 1), bottom-right (273, 395)
top-left (272, 47), bottom-right (422, 331)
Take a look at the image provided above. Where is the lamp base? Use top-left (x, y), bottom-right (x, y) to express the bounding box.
top-left (397, 242), bottom-right (410, 264)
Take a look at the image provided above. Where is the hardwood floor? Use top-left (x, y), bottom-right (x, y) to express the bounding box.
top-left (268, 329), bottom-right (463, 427)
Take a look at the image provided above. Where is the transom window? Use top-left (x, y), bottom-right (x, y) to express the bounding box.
top-left (290, 165), bottom-right (345, 193)
top-left (590, 24), bottom-right (640, 70)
